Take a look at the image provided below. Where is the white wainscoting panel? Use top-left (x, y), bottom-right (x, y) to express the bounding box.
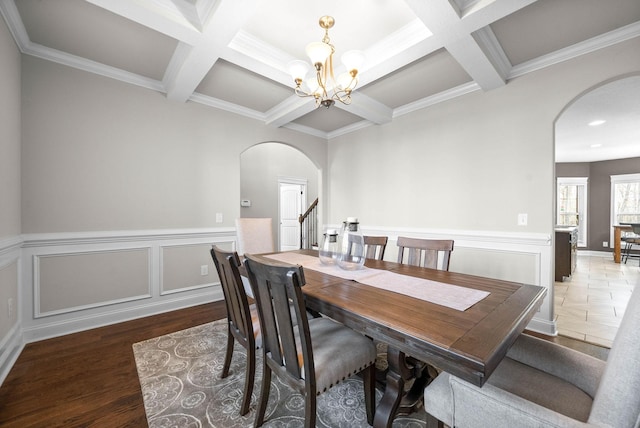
top-left (20, 228), bottom-right (235, 343)
top-left (0, 236), bottom-right (23, 386)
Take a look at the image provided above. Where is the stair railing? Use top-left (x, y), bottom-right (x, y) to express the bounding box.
top-left (299, 198), bottom-right (318, 249)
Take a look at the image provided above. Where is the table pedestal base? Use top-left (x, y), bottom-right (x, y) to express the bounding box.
top-left (374, 346), bottom-right (434, 428)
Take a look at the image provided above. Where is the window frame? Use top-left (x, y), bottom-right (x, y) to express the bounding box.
top-left (610, 173), bottom-right (640, 246)
top-left (557, 177), bottom-right (588, 247)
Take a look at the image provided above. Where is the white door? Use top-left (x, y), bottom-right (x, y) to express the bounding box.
top-left (279, 180), bottom-right (306, 251)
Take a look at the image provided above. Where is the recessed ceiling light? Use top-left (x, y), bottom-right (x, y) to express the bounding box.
top-left (588, 119), bottom-right (606, 126)
top-left (590, 144), bottom-right (602, 148)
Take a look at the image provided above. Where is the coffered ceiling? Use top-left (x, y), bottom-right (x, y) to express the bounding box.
top-left (1, 0), bottom-right (639, 161)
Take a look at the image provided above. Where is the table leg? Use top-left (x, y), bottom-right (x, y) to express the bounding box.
top-left (374, 346), bottom-right (406, 428)
top-left (614, 227), bottom-right (622, 263)
top-left (374, 345), bottom-right (433, 427)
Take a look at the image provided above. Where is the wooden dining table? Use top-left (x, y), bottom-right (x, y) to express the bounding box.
top-left (613, 224), bottom-right (633, 263)
top-left (266, 249), bottom-right (547, 428)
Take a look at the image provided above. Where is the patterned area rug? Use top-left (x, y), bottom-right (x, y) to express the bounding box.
top-left (133, 319), bottom-right (426, 427)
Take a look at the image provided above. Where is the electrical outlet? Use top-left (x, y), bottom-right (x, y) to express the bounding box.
top-left (201, 265), bottom-right (209, 276)
top-left (215, 213), bottom-right (223, 223)
top-left (7, 298), bottom-right (14, 319)
top-left (603, 241), bottom-right (608, 247)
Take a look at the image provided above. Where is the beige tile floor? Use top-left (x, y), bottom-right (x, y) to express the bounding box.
top-left (554, 252), bottom-right (639, 348)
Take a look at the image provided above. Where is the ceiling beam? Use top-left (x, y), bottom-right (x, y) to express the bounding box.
top-left (162, 0), bottom-right (258, 102)
top-left (85, 0), bottom-right (202, 44)
top-left (404, 0), bottom-right (506, 90)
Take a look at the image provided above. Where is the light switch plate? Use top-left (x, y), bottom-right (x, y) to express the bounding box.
top-left (517, 213), bottom-right (528, 226)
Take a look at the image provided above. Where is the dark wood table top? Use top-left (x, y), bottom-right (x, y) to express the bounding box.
top-left (290, 249), bottom-right (546, 387)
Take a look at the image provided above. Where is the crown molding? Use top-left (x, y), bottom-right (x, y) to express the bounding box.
top-left (394, 81), bottom-right (480, 118)
top-left (25, 42), bottom-right (166, 92)
top-left (510, 21), bottom-right (640, 79)
top-left (189, 92), bottom-right (265, 121)
top-left (281, 122), bottom-right (329, 140)
top-left (0, 0), bottom-right (28, 50)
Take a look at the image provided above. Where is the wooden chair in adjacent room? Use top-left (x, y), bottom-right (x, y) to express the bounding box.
top-left (243, 254), bottom-right (377, 428)
top-left (363, 235), bottom-right (388, 260)
top-left (210, 245), bottom-right (261, 416)
top-left (621, 223), bottom-right (640, 266)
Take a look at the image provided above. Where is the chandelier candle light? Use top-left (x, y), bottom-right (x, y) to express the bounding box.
top-left (287, 16), bottom-right (365, 108)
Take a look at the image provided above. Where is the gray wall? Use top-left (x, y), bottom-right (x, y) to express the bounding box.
top-left (20, 56), bottom-right (327, 233)
top-left (0, 14), bottom-right (21, 351)
top-left (558, 157), bottom-right (640, 250)
top-left (327, 38), bottom-right (640, 236)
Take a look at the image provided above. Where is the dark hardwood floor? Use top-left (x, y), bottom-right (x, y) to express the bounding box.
top-left (0, 302), bottom-right (227, 428)
top-left (0, 301), bottom-right (608, 427)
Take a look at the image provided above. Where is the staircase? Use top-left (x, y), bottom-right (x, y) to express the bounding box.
top-left (299, 198), bottom-right (318, 249)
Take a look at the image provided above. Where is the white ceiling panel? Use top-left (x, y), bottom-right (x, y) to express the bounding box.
top-left (196, 60), bottom-right (292, 113)
top-left (15, 0), bottom-right (177, 80)
top-left (2, 0), bottom-right (639, 160)
top-left (360, 49), bottom-right (472, 109)
top-left (491, 0), bottom-right (640, 65)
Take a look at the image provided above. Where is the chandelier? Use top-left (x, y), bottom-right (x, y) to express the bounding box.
top-left (287, 16), bottom-right (365, 108)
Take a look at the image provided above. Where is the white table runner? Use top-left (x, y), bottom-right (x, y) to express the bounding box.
top-left (265, 252), bottom-right (489, 311)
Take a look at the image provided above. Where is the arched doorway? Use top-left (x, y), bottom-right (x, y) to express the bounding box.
top-left (553, 75), bottom-right (640, 347)
top-left (240, 142), bottom-right (320, 250)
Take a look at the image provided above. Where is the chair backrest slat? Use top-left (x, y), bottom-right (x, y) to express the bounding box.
top-left (364, 235), bottom-right (388, 260)
top-left (210, 246), bottom-right (253, 344)
top-left (244, 255), bottom-right (312, 385)
top-left (397, 236), bottom-right (454, 271)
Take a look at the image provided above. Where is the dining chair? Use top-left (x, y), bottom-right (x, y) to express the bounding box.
top-left (243, 253), bottom-right (377, 428)
top-left (396, 236), bottom-right (454, 270)
top-left (377, 236), bottom-right (455, 413)
top-left (209, 245), bottom-right (261, 416)
top-left (364, 235), bottom-right (388, 260)
top-left (621, 223), bottom-right (640, 266)
top-left (235, 217), bottom-right (276, 297)
top-left (235, 217), bottom-right (275, 255)
top-left (423, 285), bottom-right (640, 428)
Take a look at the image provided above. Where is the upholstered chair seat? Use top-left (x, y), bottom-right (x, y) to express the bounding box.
top-left (423, 285), bottom-right (640, 428)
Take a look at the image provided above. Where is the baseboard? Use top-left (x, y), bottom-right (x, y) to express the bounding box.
top-left (524, 316), bottom-right (557, 337)
top-left (21, 287), bottom-right (224, 344)
top-left (0, 322), bottom-right (24, 387)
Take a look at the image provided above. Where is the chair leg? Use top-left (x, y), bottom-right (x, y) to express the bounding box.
top-left (254, 360), bottom-right (271, 428)
top-left (622, 242), bottom-right (631, 263)
top-left (239, 345), bottom-right (256, 416)
top-left (221, 326), bottom-right (234, 378)
top-left (304, 388), bottom-right (317, 428)
top-left (363, 364), bottom-right (376, 425)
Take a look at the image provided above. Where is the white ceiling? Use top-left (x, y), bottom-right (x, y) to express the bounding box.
top-left (1, 0), bottom-right (639, 161)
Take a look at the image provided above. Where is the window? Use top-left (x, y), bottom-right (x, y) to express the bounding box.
top-left (557, 177), bottom-right (588, 247)
top-left (610, 173), bottom-right (640, 244)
